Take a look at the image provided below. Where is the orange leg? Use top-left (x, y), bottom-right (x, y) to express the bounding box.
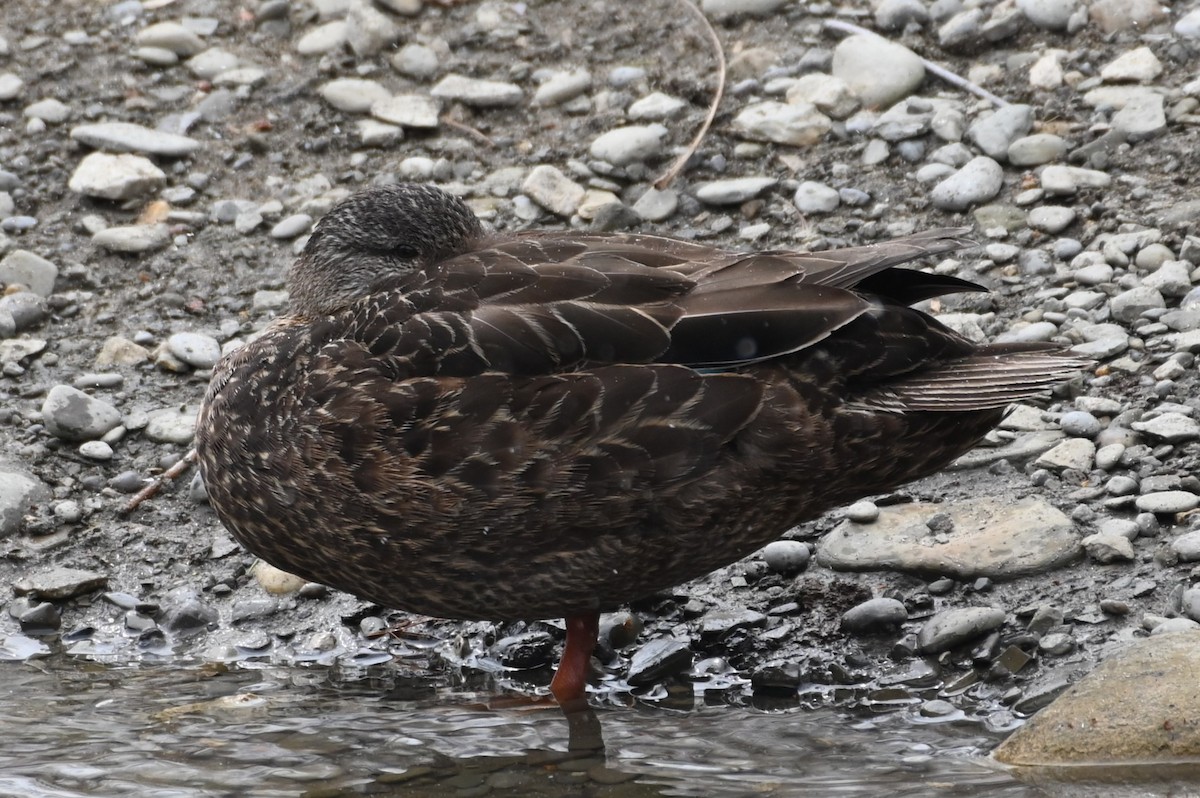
top-left (549, 613), bottom-right (599, 707)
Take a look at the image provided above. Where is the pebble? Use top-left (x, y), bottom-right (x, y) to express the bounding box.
top-left (628, 92), bottom-right (686, 121)
top-left (0, 250), bottom-right (58, 297)
top-left (70, 122), bottom-right (200, 158)
top-left (1040, 165), bottom-right (1112, 195)
top-left (41, 385), bottom-right (122, 442)
top-left (25, 99), bottom-right (70, 125)
top-left (793, 181), bottom-right (840, 214)
top-left (13, 567), bottom-right (108, 600)
top-left (1027, 206), bottom-right (1075, 234)
top-left (92, 224), bottom-right (171, 254)
top-left (345, 0), bottom-right (401, 57)
top-left (270, 214), bottom-right (313, 239)
top-left (1059, 411), bottom-right (1100, 438)
top-left (1131, 412), bottom-right (1200, 443)
top-left (845, 500), bottom-right (880, 523)
top-left (694, 177), bottom-right (776, 205)
top-left (136, 21), bottom-right (205, 56)
top-left (930, 156), bottom-right (1003, 211)
top-left (0, 74), bottom-right (25, 101)
top-left (370, 94), bottom-right (440, 129)
top-left (145, 407), bottom-right (199, 444)
top-left (632, 187), bottom-right (677, 222)
top-left (430, 74), bottom-right (522, 107)
top-left (627, 638), bottom-right (693, 686)
top-left (391, 43), bottom-right (439, 80)
top-left (968, 104), bottom-right (1033, 161)
top-left (1172, 531), bottom-right (1200, 561)
top-left (1007, 134), bottom-right (1066, 166)
top-left (841, 598), bottom-right (907, 632)
top-left (1112, 93), bottom-right (1166, 141)
top-left (731, 101), bottom-right (832, 147)
top-left (167, 332), bottom-right (222, 369)
top-left (761, 540), bottom-right (810, 574)
top-left (492, 632), bottom-right (553, 670)
top-left (831, 35), bottom-right (924, 109)
top-left (0, 469), bottom-right (50, 537)
top-left (318, 78), bottom-right (391, 113)
top-left (1110, 286), bottom-right (1165, 324)
top-left (521, 165), bottom-right (585, 217)
top-left (1081, 531), bottom-right (1135, 563)
top-left (531, 69), bottom-right (591, 107)
top-left (1017, 0), bottom-right (1077, 30)
top-left (589, 125), bottom-right (667, 165)
top-left (1100, 47), bottom-right (1163, 83)
top-left (68, 153), bottom-right (166, 200)
top-left (917, 607), bottom-right (1006, 654)
top-left (78, 441), bottom-right (114, 461)
top-left (1135, 491), bottom-right (1200, 514)
top-left (296, 21), bottom-right (346, 55)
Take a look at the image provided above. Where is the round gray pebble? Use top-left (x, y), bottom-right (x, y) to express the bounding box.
top-left (761, 540), bottom-right (810, 574)
top-left (841, 597), bottom-right (908, 632)
top-left (167, 332), bottom-right (222, 369)
top-left (1059, 410), bottom-right (1100, 438)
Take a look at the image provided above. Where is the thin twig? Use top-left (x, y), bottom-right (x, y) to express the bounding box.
top-left (440, 116), bottom-right (496, 148)
top-left (120, 449), bottom-right (198, 515)
top-left (653, 0), bottom-right (726, 190)
top-left (822, 19), bottom-right (1010, 109)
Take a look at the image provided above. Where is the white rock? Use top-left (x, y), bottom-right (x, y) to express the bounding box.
top-left (1040, 165), bottom-right (1111, 195)
top-left (731, 101), bottom-right (831, 147)
top-left (345, 0), bottom-right (401, 57)
top-left (357, 119), bottom-right (403, 147)
top-left (589, 124), bottom-right (667, 165)
top-left (521, 165), bottom-right (585, 217)
top-left (784, 74), bottom-right (859, 119)
top-left (1100, 46), bottom-right (1163, 83)
top-left (0, 73), bottom-right (25, 101)
top-left (793, 181), bottom-right (840, 214)
top-left (370, 94), bottom-right (441, 128)
top-left (694, 177), bottom-right (777, 205)
top-left (68, 153), bottom-right (166, 200)
top-left (92, 224), bottom-right (171, 253)
top-left (136, 22), bottom-right (205, 56)
top-left (1029, 51), bottom-right (1064, 90)
top-left (296, 21), bottom-right (347, 55)
top-left (531, 69), bottom-right (591, 107)
top-left (431, 74), bottom-right (523, 107)
top-left (930, 156), bottom-right (1003, 211)
top-left (318, 78), bottom-right (391, 113)
top-left (70, 122), bottom-right (200, 158)
top-left (1016, 0), bottom-right (1077, 30)
top-left (831, 35), bottom-right (925, 109)
top-left (628, 92), bottom-right (687, 120)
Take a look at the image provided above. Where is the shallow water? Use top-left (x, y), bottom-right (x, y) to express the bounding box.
top-left (0, 657), bottom-right (1055, 798)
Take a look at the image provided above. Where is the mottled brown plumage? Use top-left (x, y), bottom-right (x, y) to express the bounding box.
top-left (195, 184), bottom-right (1085, 701)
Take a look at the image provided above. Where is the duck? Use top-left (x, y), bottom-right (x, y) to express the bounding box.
top-left (195, 183), bottom-right (1086, 707)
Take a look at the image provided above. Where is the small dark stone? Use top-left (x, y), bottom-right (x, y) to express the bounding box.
top-left (627, 638), bottom-right (693, 686)
top-left (750, 663), bottom-right (802, 693)
top-left (18, 601), bottom-right (60, 632)
top-left (492, 630), bottom-right (554, 670)
top-left (160, 598), bottom-right (219, 636)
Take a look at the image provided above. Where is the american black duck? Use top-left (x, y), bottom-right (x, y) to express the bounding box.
top-left (196, 183), bottom-right (1086, 705)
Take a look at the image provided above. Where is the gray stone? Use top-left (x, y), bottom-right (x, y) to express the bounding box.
top-left (318, 78), bottom-right (391, 113)
top-left (145, 406), bottom-right (199, 444)
top-left (68, 153), bottom-right (166, 201)
top-left (793, 181), bottom-right (840, 214)
top-left (1110, 285), bottom-right (1165, 323)
top-left (1034, 438), bottom-right (1095, 471)
top-left (136, 22), bottom-right (205, 56)
top-left (1100, 46), bottom-right (1163, 83)
top-left (1017, 0), bottom-right (1078, 30)
top-left (628, 91), bottom-right (687, 121)
top-left (589, 125), bottom-right (667, 165)
top-left (1173, 531), bottom-right (1200, 561)
top-left (345, 0), bottom-right (401, 57)
top-left (1112, 93), bottom-right (1166, 142)
top-left (13, 566), bottom-right (108, 600)
top-left (531, 69), bottom-right (591, 107)
top-left (391, 43), bottom-right (439, 80)
top-left (1059, 411), bottom-right (1100, 438)
top-left (632, 187), bottom-right (678, 222)
top-left (185, 48), bottom-right (241, 80)
top-left (370, 94), bottom-right (441, 128)
top-left (968, 104), bottom-right (1033, 161)
top-left (841, 597), bottom-right (907, 632)
top-left (917, 606), bottom-right (1006, 654)
top-left (0, 74), bottom-right (23, 102)
top-left (431, 74), bottom-right (523, 107)
top-left (1040, 165), bottom-right (1111, 195)
top-left (731, 101), bottom-right (831, 147)
top-left (694, 177), bottom-right (777, 205)
top-left (1131, 412), bottom-right (1200, 443)
top-left (0, 250), bottom-right (57, 297)
top-left (761, 540), bottom-right (810, 574)
top-left (831, 35), bottom-right (924, 109)
top-left (167, 332), bottom-right (222, 369)
top-left (1081, 531), bottom-right (1135, 563)
top-left (1134, 491), bottom-right (1200, 514)
top-left (41, 385), bottom-right (122, 442)
top-left (930, 156), bottom-right (1003, 211)
top-left (270, 214), bottom-right (313, 239)
top-left (0, 469), bottom-right (50, 537)
top-left (818, 497), bottom-right (1080, 579)
top-left (995, 632), bottom-right (1200, 766)
top-left (1007, 134), bottom-right (1067, 166)
top-left (70, 122), bottom-right (200, 158)
top-left (296, 21), bottom-right (346, 55)
top-left (627, 638), bottom-right (693, 686)
top-left (521, 165), bottom-right (585, 217)
top-left (92, 224), bottom-right (171, 253)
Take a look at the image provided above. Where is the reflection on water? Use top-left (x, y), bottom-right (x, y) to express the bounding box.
top-left (1, 658), bottom-right (1037, 798)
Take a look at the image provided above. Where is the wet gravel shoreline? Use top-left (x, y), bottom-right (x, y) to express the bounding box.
top-left (3, 0), bottom-right (1200, 772)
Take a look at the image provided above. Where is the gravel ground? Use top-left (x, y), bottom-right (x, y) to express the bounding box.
top-left (3, 0), bottom-right (1200, 750)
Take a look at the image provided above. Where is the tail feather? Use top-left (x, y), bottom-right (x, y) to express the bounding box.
top-left (854, 347), bottom-right (1090, 412)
